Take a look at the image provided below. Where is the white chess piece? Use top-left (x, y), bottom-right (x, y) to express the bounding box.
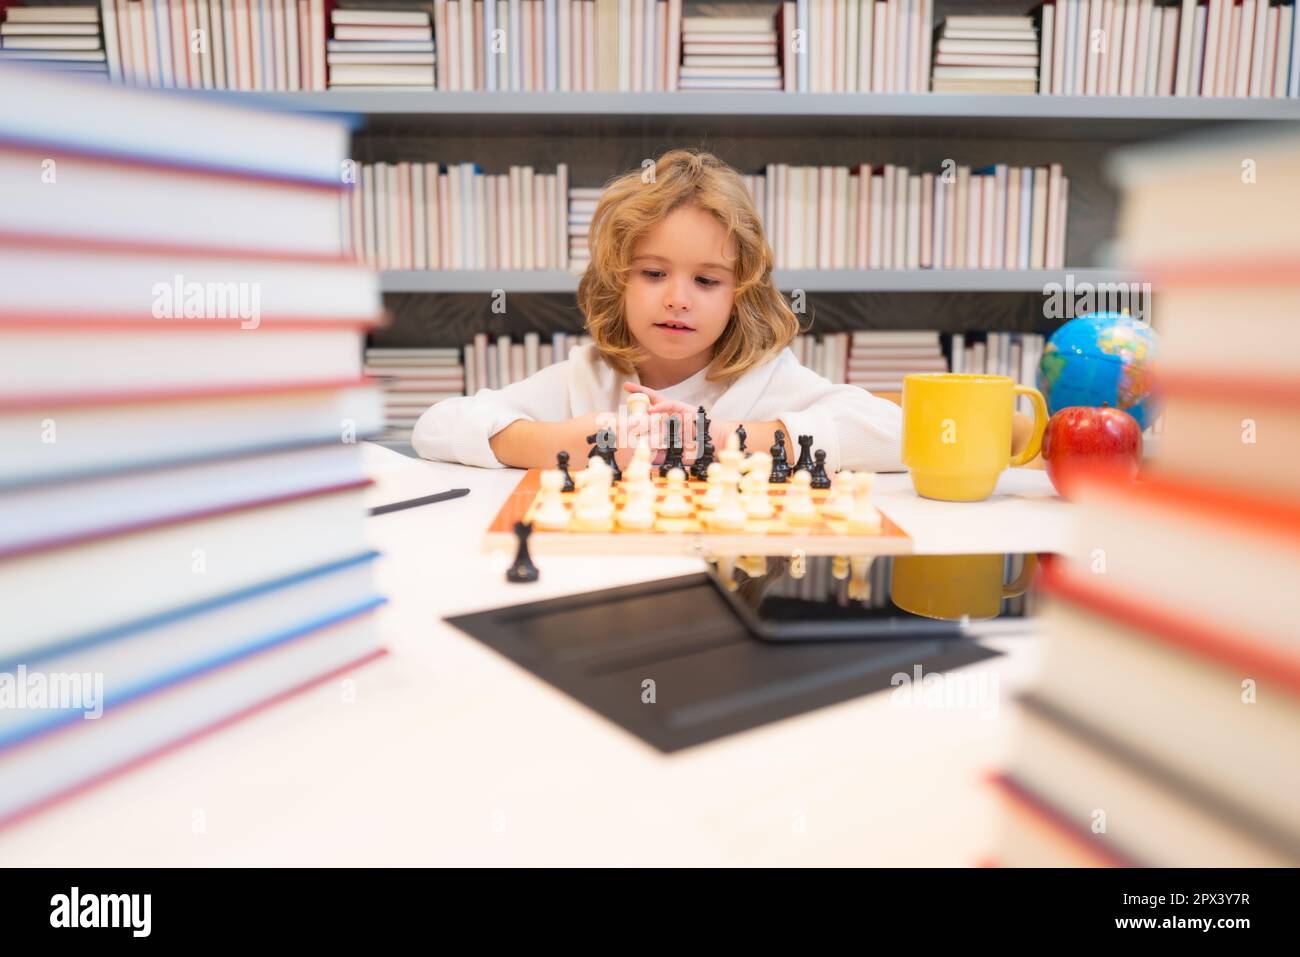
top-left (617, 485), bottom-right (655, 529)
top-left (783, 469), bottom-right (818, 524)
top-left (822, 469), bottom-right (855, 519)
top-left (624, 436), bottom-right (654, 490)
top-left (708, 464), bottom-right (747, 530)
top-left (847, 471), bottom-right (882, 533)
top-left (741, 451), bottom-right (775, 518)
top-left (574, 456), bottom-right (614, 527)
top-left (700, 461), bottom-right (727, 510)
top-left (532, 469), bottom-right (571, 530)
top-left (657, 467), bottom-right (692, 518)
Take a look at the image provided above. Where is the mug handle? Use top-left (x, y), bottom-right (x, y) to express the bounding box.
top-left (1001, 554), bottom-right (1039, 599)
top-left (1010, 386), bottom-right (1049, 467)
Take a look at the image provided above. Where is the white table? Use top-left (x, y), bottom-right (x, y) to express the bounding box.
top-left (0, 445), bottom-right (1077, 866)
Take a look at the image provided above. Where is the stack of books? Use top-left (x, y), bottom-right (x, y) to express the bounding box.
top-left (778, 0), bottom-right (934, 92)
top-left (617, 0), bottom-right (683, 91)
top-left (90, 0), bottom-right (327, 88)
top-left (842, 330), bottom-right (947, 392)
top-left (678, 12), bottom-right (780, 91)
top-left (566, 185), bottom-right (601, 274)
top-left (0, 66), bottom-right (385, 827)
top-left (0, 5), bottom-right (106, 78)
top-left (330, 7), bottom-right (435, 88)
top-left (950, 330), bottom-right (1045, 415)
top-left (341, 161), bottom-right (570, 271)
top-left (764, 162), bottom-right (1069, 270)
top-left (435, 0), bottom-right (610, 91)
top-left (991, 127), bottom-right (1300, 867)
top-left (365, 347), bottom-right (465, 442)
top-left (1041, 0), bottom-right (1299, 97)
top-left (931, 14), bottom-right (1039, 93)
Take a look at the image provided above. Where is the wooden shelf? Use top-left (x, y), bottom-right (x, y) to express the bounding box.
top-left (379, 267), bottom-right (1142, 294)
top-left (213, 90), bottom-right (1300, 140)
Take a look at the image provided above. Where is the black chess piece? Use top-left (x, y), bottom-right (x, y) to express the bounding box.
top-left (506, 521), bottom-right (539, 583)
top-left (769, 429), bottom-right (790, 483)
top-left (556, 450), bottom-right (575, 493)
top-left (659, 414), bottom-right (686, 478)
top-left (793, 434), bottom-right (815, 474)
top-left (692, 436), bottom-right (716, 481)
top-left (693, 404), bottom-right (711, 462)
top-left (735, 424), bottom-right (747, 454)
top-left (810, 449), bottom-right (832, 489)
top-left (585, 428), bottom-right (621, 482)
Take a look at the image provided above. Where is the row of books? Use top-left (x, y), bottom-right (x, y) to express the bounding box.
top-left (994, 126), bottom-right (1300, 865)
top-left (1040, 0), bottom-right (1300, 97)
top-left (0, 4), bottom-right (108, 76)
top-left (779, 0), bottom-right (934, 92)
top-left (932, 15), bottom-right (1040, 94)
top-left (366, 347), bottom-right (463, 438)
top-left (343, 159), bottom-right (1070, 273)
top-left (678, 12), bottom-right (779, 91)
top-left (327, 7), bottom-right (435, 88)
top-left (0, 65), bottom-right (384, 828)
top-left (340, 161), bottom-right (571, 271)
top-left (87, 0), bottom-right (328, 88)
top-left (758, 163), bottom-right (1071, 271)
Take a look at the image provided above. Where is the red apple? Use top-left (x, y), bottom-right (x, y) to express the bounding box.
top-left (1042, 406), bottom-right (1142, 499)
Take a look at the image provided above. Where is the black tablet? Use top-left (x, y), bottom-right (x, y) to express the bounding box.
top-left (708, 551), bottom-right (1052, 642)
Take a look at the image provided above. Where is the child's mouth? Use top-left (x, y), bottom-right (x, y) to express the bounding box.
top-left (654, 321), bottom-right (694, 334)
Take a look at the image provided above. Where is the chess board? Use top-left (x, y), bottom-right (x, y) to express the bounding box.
top-left (484, 469), bottom-right (913, 557)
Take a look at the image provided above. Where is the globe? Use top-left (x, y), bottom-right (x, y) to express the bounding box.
top-left (1038, 312), bottom-right (1158, 431)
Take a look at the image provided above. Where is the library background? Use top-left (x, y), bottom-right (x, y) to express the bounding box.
top-left (0, 0), bottom-right (1297, 873)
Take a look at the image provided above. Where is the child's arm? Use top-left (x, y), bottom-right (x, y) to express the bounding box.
top-left (412, 360), bottom-right (596, 468)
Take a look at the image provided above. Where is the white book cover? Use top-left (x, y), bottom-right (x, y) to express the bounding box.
top-left (1191, 1), bottom-right (1208, 93)
top-left (1052, 0), bottom-right (1067, 92)
top-left (979, 174), bottom-right (994, 269)
top-left (1250, 0), bottom-right (1270, 95)
top-left (817, 166), bottom-right (832, 269)
top-left (965, 173), bottom-right (980, 269)
top-left (1216, 0), bottom-right (1235, 96)
top-left (412, 164), bottom-right (427, 270)
top-left (953, 165), bottom-right (968, 269)
top-left (1144, 1), bottom-right (1162, 93)
top-left (1039, 2), bottom-right (1055, 93)
top-left (1202, 0), bottom-right (1221, 94)
top-left (1133, 0), bottom-right (1153, 96)
top-left (880, 164), bottom-right (894, 269)
top-left (99, 0), bottom-right (123, 82)
top-left (1005, 166), bottom-right (1021, 269)
top-left (138, 0), bottom-right (160, 87)
top-left (872, 0), bottom-right (886, 91)
top-left (857, 0), bottom-right (873, 91)
top-left (932, 177), bottom-right (946, 269)
top-left (868, 173), bottom-right (883, 269)
top-left (1056, 177), bottom-right (1069, 268)
top-left (1291, 0), bottom-right (1300, 95)
top-left (991, 165), bottom-right (1006, 270)
top-left (1059, 0), bottom-right (1075, 93)
top-left (1174, 0), bottom-right (1195, 94)
top-left (1157, 5), bottom-right (1178, 94)
top-left (1118, 0), bottom-right (1137, 94)
top-left (1018, 166), bottom-right (1033, 269)
top-left (280, 0), bottom-right (296, 90)
top-left (919, 172), bottom-right (933, 268)
top-left (906, 175), bottom-right (921, 269)
top-left (1044, 163), bottom-right (1061, 268)
top-left (521, 165), bottom-right (534, 270)
top-left (1228, 0), bottom-right (1247, 96)
top-left (1275, 5), bottom-right (1293, 96)
top-left (1106, 0), bottom-right (1123, 96)
top-left (1074, 0), bottom-right (1089, 94)
top-left (1030, 167), bottom-right (1047, 269)
top-left (1085, 0), bottom-right (1102, 92)
top-left (234, 0), bottom-right (252, 89)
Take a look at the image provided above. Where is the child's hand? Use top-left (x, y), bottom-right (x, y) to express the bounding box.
top-left (622, 382), bottom-right (701, 458)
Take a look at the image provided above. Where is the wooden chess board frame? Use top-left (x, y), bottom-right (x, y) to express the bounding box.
top-left (484, 469), bottom-right (914, 557)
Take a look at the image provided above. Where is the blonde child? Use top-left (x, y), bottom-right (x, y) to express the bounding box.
top-left (413, 149), bottom-right (903, 473)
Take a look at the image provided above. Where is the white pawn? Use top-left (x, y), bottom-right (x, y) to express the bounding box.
top-left (700, 461), bottom-right (727, 510)
top-left (822, 469), bottom-right (856, 519)
top-left (657, 467), bottom-right (692, 517)
top-left (574, 456), bottom-right (614, 528)
top-left (783, 469), bottom-right (818, 524)
top-left (624, 436), bottom-right (654, 490)
top-left (617, 484), bottom-right (656, 529)
top-left (532, 469), bottom-right (571, 530)
top-left (741, 451), bottom-right (775, 519)
top-left (847, 471), bottom-right (882, 533)
top-left (708, 464), bottom-right (747, 530)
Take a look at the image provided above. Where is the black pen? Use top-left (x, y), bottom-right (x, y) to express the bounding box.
top-left (368, 487), bottom-right (470, 516)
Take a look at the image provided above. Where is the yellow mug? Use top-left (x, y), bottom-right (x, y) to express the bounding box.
top-left (891, 553), bottom-right (1039, 621)
top-left (902, 374), bottom-right (1049, 502)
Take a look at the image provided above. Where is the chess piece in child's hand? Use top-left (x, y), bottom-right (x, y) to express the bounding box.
top-left (622, 382), bottom-right (702, 459)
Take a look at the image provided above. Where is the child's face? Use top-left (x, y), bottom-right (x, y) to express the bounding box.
top-left (624, 205), bottom-right (737, 367)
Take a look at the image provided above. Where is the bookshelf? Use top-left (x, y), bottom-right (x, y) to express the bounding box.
top-left (379, 266), bottom-right (1142, 293)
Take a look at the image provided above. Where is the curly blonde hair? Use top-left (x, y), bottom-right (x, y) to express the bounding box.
top-left (576, 148), bottom-right (800, 381)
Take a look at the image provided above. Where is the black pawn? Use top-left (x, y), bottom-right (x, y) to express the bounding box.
top-left (586, 428), bottom-right (621, 482)
top-left (810, 449), bottom-right (832, 489)
top-left (694, 405), bottom-right (711, 462)
top-left (735, 424), bottom-right (747, 454)
top-left (659, 414), bottom-right (686, 478)
top-left (506, 521), bottom-right (539, 583)
top-left (692, 436), bottom-right (716, 481)
top-left (769, 429), bottom-right (790, 483)
top-left (793, 434), bottom-right (815, 474)
top-left (556, 450), bottom-right (575, 493)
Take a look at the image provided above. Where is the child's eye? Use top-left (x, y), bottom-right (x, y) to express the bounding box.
top-left (642, 269), bottom-right (665, 279)
top-left (696, 277), bottom-right (720, 287)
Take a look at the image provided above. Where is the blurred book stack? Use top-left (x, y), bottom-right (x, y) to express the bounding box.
top-left (0, 65), bottom-right (386, 827)
top-left (457, 330), bottom-right (592, 395)
top-left (567, 185), bottom-right (601, 273)
top-left (342, 160), bottom-right (569, 271)
top-left (435, 0), bottom-right (606, 91)
top-left (931, 14), bottom-right (1039, 93)
top-left (991, 127), bottom-right (1300, 866)
top-left (843, 330), bottom-right (946, 392)
top-left (365, 347), bottom-right (464, 443)
top-left (329, 7), bottom-right (435, 88)
top-left (0, 5), bottom-right (106, 78)
top-left (678, 12), bottom-right (780, 91)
